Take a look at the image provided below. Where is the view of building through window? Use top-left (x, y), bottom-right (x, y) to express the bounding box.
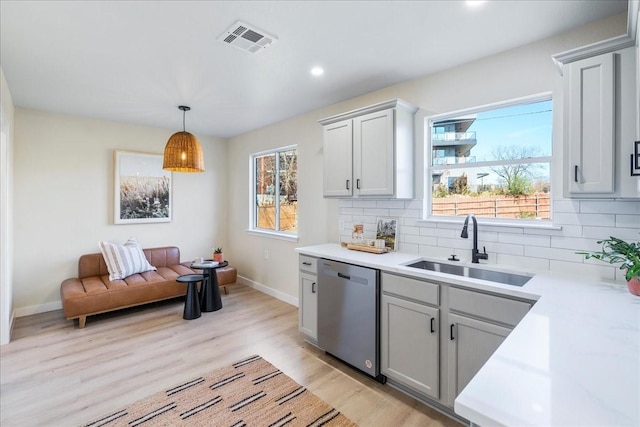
top-left (253, 147), bottom-right (297, 234)
top-left (429, 98), bottom-right (552, 221)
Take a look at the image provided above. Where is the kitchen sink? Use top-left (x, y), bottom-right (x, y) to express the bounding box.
top-left (405, 260), bottom-right (532, 287)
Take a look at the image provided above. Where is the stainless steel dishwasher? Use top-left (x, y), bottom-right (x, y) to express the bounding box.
top-left (317, 259), bottom-right (386, 383)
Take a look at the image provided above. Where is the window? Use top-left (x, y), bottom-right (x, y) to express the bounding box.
top-left (250, 146), bottom-right (298, 239)
top-left (426, 95), bottom-right (552, 222)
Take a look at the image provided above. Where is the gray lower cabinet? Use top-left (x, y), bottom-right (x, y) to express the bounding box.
top-left (298, 255), bottom-right (318, 342)
top-left (380, 272), bottom-right (533, 413)
top-left (446, 286), bottom-right (532, 406)
top-left (381, 294), bottom-right (440, 399)
top-left (446, 313), bottom-right (511, 402)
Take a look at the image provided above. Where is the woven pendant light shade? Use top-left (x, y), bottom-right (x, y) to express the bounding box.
top-left (163, 131), bottom-right (204, 172)
top-left (163, 105), bottom-right (204, 172)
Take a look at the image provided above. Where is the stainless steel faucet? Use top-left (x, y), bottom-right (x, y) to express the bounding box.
top-left (461, 214), bottom-right (488, 263)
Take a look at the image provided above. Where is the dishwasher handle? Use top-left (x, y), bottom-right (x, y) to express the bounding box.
top-left (337, 272), bottom-right (351, 280)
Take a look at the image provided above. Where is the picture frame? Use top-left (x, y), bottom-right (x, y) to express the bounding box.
top-left (114, 150), bottom-right (172, 224)
top-left (376, 217), bottom-right (398, 252)
top-left (631, 141), bottom-right (640, 176)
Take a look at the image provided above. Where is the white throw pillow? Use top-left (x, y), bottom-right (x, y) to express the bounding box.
top-left (98, 237), bottom-right (156, 281)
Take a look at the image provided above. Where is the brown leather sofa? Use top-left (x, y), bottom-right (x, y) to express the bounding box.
top-left (60, 246), bottom-right (237, 328)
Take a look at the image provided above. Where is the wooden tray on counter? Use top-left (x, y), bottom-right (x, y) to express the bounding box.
top-left (346, 244), bottom-right (389, 254)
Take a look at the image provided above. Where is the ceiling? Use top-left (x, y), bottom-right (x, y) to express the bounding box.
top-left (0, 0), bottom-right (628, 138)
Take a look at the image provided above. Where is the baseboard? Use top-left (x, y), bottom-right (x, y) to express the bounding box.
top-left (237, 275), bottom-right (298, 307)
top-left (12, 279), bottom-right (297, 318)
top-left (14, 300), bottom-right (62, 318)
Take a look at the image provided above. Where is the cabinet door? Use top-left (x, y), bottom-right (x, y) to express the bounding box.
top-left (447, 313), bottom-right (511, 405)
top-left (566, 52), bottom-right (615, 194)
top-left (299, 272), bottom-right (318, 341)
top-left (381, 294), bottom-right (439, 399)
top-left (353, 109), bottom-right (395, 196)
top-left (323, 120), bottom-right (353, 197)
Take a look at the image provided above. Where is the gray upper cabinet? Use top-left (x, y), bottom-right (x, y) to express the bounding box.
top-left (319, 99), bottom-right (418, 199)
top-left (562, 46), bottom-right (639, 198)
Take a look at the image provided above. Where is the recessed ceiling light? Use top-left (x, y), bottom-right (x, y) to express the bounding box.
top-left (311, 67), bottom-right (324, 77)
top-left (466, 0), bottom-right (487, 8)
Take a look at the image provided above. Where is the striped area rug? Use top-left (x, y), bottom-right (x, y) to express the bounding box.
top-left (85, 355), bottom-right (357, 427)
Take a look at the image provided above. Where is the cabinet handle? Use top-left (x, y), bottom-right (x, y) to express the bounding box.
top-left (311, 282), bottom-right (316, 293)
top-left (450, 324), bottom-right (455, 340)
top-left (430, 317), bottom-right (435, 333)
top-left (574, 165), bottom-right (578, 182)
top-left (346, 179), bottom-right (350, 190)
top-left (356, 178), bottom-right (361, 189)
top-left (302, 262), bottom-right (311, 266)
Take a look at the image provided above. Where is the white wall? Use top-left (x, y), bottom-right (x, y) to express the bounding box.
top-left (1, 68), bottom-right (15, 344)
top-left (12, 109), bottom-right (228, 315)
top-left (227, 13), bottom-right (638, 301)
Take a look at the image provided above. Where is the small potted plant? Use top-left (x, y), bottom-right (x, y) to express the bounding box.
top-left (212, 247), bottom-right (224, 263)
top-left (577, 236), bottom-right (640, 296)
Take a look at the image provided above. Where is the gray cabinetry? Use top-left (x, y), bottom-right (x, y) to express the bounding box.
top-left (319, 99), bottom-right (417, 199)
top-left (562, 46), bottom-right (638, 198)
top-left (381, 273), bottom-right (440, 399)
top-left (298, 255), bottom-right (318, 342)
top-left (446, 287), bottom-right (531, 406)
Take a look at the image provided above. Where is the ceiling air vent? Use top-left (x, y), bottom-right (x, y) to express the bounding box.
top-left (218, 21), bottom-right (277, 54)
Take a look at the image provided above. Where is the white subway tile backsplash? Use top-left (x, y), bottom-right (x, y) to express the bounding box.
top-left (404, 200), bottom-right (423, 210)
top-left (389, 208), bottom-right (420, 218)
top-left (337, 197), bottom-right (640, 284)
top-left (404, 234), bottom-right (438, 246)
top-left (553, 212), bottom-right (616, 227)
top-left (353, 200), bottom-right (378, 208)
top-left (363, 208), bottom-right (390, 216)
top-left (498, 233), bottom-right (550, 247)
top-left (400, 226), bottom-right (420, 236)
top-left (484, 242), bottom-right (524, 256)
top-left (552, 199), bottom-right (580, 213)
top-left (525, 246), bottom-right (582, 263)
top-left (582, 226), bottom-right (640, 240)
top-left (615, 214), bottom-right (640, 229)
top-left (399, 243), bottom-right (419, 254)
top-left (580, 200), bottom-right (640, 215)
top-left (342, 208), bottom-right (363, 215)
top-left (550, 236), bottom-right (602, 252)
top-left (376, 200), bottom-right (405, 209)
top-left (477, 231), bottom-right (498, 243)
top-left (496, 253), bottom-right (550, 272)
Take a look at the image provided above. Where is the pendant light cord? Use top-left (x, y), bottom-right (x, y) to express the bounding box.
top-left (182, 109), bottom-right (186, 132)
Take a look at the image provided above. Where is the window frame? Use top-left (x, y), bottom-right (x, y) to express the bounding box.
top-left (423, 92), bottom-right (557, 228)
top-left (248, 144), bottom-right (299, 241)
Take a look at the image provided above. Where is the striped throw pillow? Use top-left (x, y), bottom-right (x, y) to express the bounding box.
top-left (98, 237), bottom-right (156, 281)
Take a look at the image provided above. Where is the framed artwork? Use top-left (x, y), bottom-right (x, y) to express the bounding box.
top-left (631, 141), bottom-right (640, 176)
top-left (114, 150), bottom-right (172, 224)
top-left (376, 217), bottom-right (398, 251)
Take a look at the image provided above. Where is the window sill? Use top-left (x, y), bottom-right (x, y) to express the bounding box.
top-left (420, 217), bottom-right (562, 231)
top-left (246, 229), bottom-right (299, 242)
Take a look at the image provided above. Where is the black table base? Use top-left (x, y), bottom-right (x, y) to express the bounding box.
top-left (192, 261), bottom-right (228, 312)
top-left (177, 274), bottom-right (205, 320)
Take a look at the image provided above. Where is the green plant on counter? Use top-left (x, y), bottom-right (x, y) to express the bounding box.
top-left (577, 236), bottom-right (640, 281)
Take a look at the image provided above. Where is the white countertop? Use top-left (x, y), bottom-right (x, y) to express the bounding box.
top-left (296, 243), bottom-right (640, 427)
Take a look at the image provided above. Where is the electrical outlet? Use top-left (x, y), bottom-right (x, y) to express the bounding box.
top-left (263, 249), bottom-right (269, 260)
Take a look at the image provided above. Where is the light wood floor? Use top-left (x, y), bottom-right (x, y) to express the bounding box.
top-left (0, 284), bottom-right (463, 427)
